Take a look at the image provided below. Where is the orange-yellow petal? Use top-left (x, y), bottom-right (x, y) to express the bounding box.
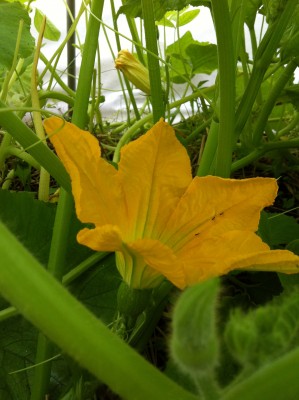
top-left (44, 117), bottom-right (124, 226)
top-left (118, 119), bottom-right (192, 241)
top-left (177, 230), bottom-right (299, 286)
top-left (77, 225), bottom-right (123, 252)
top-left (126, 239), bottom-right (185, 289)
top-left (161, 176), bottom-right (278, 250)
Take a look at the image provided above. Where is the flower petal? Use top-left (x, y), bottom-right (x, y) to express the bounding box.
top-left (126, 239), bottom-right (185, 289)
top-left (162, 176), bottom-right (278, 250)
top-left (118, 119), bottom-right (192, 241)
top-left (44, 117), bottom-right (124, 226)
top-left (77, 225), bottom-right (123, 252)
top-left (177, 230), bottom-right (299, 285)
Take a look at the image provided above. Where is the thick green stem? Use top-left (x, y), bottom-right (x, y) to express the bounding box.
top-left (210, 0), bottom-right (235, 178)
top-left (222, 346), bottom-right (299, 400)
top-left (141, 0), bottom-right (165, 122)
top-left (0, 221), bottom-right (198, 400)
top-left (30, 1), bottom-right (105, 398)
top-left (0, 101), bottom-right (71, 192)
top-left (195, 373), bottom-right (220, 400)
top-left (0, 252), bottom-right (108, 323)
top-left (252, 59), bottom-right (298, 146)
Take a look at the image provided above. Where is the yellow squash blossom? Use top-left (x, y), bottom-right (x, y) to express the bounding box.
top-left (44, 117), bottom-right (299, 289)
top-left (115, 50), bottom-right (151, 95)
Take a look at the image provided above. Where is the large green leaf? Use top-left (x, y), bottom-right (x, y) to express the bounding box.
top-left (0, 316), bottom-right (70, 400)
top-left (166, 31), bottom-right (217, 82)
top-left (0, 190), bottom-right (121, 398)
top-left (186, 42), bottom-right (218, 74)
top-left (0, 190), bottom-right (92, 270)
top-left (0, 190), bottom-right (56, 265)
top-left (0, 1), bottom-right (35, 69)
top-left (258, 211), bottom-right (299, 247)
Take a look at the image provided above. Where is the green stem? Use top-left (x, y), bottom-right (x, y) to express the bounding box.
top-left (0, 221), bottom-right (199, 400)
top-left (0, 100), bottom-right (71, 192)
top-left (39, 53), bottom-right (76, 97)
top-left (196, 120), bottom-right (219, 176)
top-left (195, 373), bottom-right (220, 400)
top-left (4, 146), bottom-right (40, 169)
top-left (276, 112), bottom-right (299, 140)
top-left (31, 15), bottom-right (50, 202)
top-left (0, 20), bottom-right (24, 174)
top-left (231, 139), bottom-right (299, 172)
top-left (0, 252), bottom-right (108, 323)
top-left (222, 347), bottom-right (299, 400)
top-left (0, 306), bottom-right (18, 322)
top-left (110, 0), bottom-right (140, 120)
top-left (113, 88), bottom-right (212, 163)
top-left (141, 0), bottom-right (165, 122)
top-left (252, 59), bottom-right (298, 146)
top-left (235, 0), bottom-right (297, 137)
top-left (38, 90), bottom-right (75, 107)
top-left (39, 1), bottom-right (90, 89)
top-left (0, 132), bottom-right (12, 174)
top-left (210, 0), bottom-right (235, 178)
top-left (30, 1), bottom-right (105, 398)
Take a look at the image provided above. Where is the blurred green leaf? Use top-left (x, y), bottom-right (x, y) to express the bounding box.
top-left (178, 9), bottom-right (200, 26)
top-left (166, 31), bottom-right (217, 82)
top-left (0, 190), bottom-right (56, 265)
top-left (156, 8), bottom-right (200, 27)
top-left (118, 0), bottom-right (204, 20)
top-left (224, 287), bottom-right (299, 373)
top-left (34, 9), bottom-right (61, 41)
top-left (0, 1), bottom-right (34, 69)
top-left (186, 42), bottom-right (218, 74)
top-left (258, 211), bottom-right (299, 247)
top-left (244, 0), bottom-right (262, 28)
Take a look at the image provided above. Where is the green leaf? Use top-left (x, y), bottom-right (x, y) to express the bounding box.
top-left (0, 190), bottom-right (56, 265)
top-left (166, 31), bottom-right (217, 81)
top-left (0, 316), bottom-right (70, 400)
top-left (157, 8), bottom-right (200, 27)
top-left (224, 287), bottom-right (299, 373)
top-left (168, 54), bottom-right (193, 83)
top-left (166, 31), bottom-right (195, 57)
top-left (258, 211), bottom-right (299, 247)
top-left (118, 0), bottom-right (202, 20)
top-left (156, 16), bottom-right (175, 27)
top-left (0, 190), bottom-right (121, 398)
top-left (244, 0), bottom-right (262, 28)
top-left (279, 240), bottom-right (299, 290)
top-left (70, 254), bottom-right (120, 324)
top-left (186, 42), bottom-right (218, 74)
top-left (34, 9), bottom-right (61, 41)
top-left (0, 190), bottom-right (91, 271)
top-left (0, 1), bottom-right (35, 69)
top-left (178, 9), bottom-right (200, 26)
top-left (1, 0), bottom-right (29, 2)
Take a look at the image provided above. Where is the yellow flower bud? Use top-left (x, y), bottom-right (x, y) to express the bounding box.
top-left (115, 49), bottom-right (151, 95)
